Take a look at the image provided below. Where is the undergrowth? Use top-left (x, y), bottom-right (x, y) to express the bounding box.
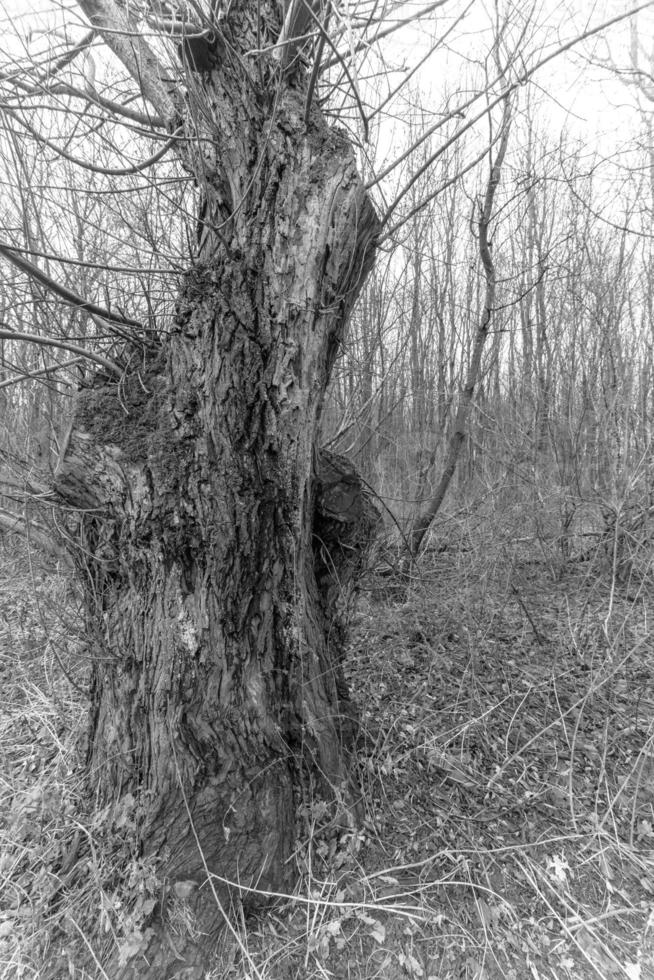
top-left (1, 494), bottom-right (653, 979)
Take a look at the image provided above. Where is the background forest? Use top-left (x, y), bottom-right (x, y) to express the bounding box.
top-left (1, 0), bottom-right (654, 978)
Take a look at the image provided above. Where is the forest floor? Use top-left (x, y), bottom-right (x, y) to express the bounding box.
top-left (1, 504), bottom-right (654, 979)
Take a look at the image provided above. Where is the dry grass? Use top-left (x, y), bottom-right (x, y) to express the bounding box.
top-left (1, 493), bottom-right (654, 978)
top-left (0, 547), bottom-right (96, 979)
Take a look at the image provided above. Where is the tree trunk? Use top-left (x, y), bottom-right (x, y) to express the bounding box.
top-left (54, 59), bottom-right (379, 974)
top-left (409, 93), bottom-right (512, 556)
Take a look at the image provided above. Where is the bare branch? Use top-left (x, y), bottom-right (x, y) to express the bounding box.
top-left (369, 2), bottom-right (476, 124)
top-left (0, 325), bottom-right (121, 376)
top-left (0, 242), bottom-right (142, 329)
top-left (45, 80), bottom-right (168, 128)
top-left (371, 0), bottom-right (654, 200)
top-left (299, 0), bottom-right (369, 139)
top-left (322, 0), bottom-right (450, 71)
top-left (74, 0), bottom-right (177, 125)
top-left (380, 133), bottom-right (503, 244)
top-left (0, 356), bottom-right (84, 391)
top-left (34, 28), bottom-right (97, 83)
top-left (273, 0), bottom-right (322, 70)
top-left (4, 106), bottom-right (181, 176)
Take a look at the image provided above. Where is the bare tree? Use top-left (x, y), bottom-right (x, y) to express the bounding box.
top-left (1, 1), bottom-right (652, 975)
top-left (410, 77), bottom-right (513, 553)
top-left (0, 1), bottom-right (388, 974)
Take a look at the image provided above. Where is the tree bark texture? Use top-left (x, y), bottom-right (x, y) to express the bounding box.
top-left (54, 8), bottom-right (379, 973)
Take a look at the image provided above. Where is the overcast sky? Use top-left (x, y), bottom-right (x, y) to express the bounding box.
top-left (1, 0), bottom-right (651, 202)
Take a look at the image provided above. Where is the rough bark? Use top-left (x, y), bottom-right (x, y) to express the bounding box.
top-left (54, 7), bottom-right (379, 973)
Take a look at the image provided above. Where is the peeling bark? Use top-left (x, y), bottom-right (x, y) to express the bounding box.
top-left (54, 17), bottom-right (379, 969)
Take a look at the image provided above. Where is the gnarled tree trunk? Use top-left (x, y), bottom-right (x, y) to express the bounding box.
top-left (54, 5), bottom-right (380, 974)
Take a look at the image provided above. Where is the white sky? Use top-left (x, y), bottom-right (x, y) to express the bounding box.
top-left (381, 1), bottom-right (651, 142)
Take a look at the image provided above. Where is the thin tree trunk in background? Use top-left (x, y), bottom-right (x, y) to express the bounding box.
top-left (410, 96), bottom-right (512, 556)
